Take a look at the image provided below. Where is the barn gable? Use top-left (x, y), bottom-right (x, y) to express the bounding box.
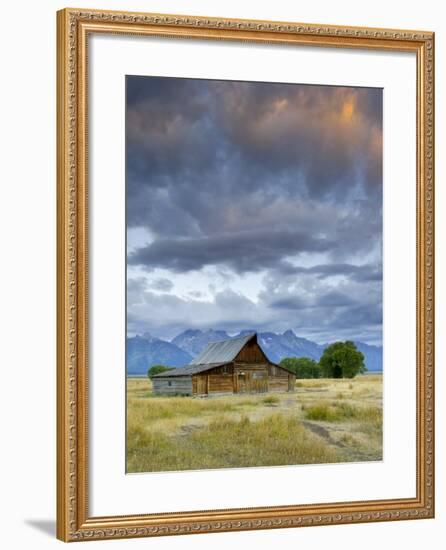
top-left (152, 333), bottom-right (258, 379)
top-left (234, 336), bottom-right (270, 364)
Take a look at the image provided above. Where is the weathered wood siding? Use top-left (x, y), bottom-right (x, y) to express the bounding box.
top-left (234, 339), bottom-right (268, 363)
top-left (234, 364), bottom-right (268, 393)
top-left (153, 343), bottom-right (296, 396)
top-left (152, 376), bottom-right (193, 395)
top-left (194, 374), bottom-right (208, 395)
top-left (232, 341), bottom-right (294, 393)
top-left (264, 364), bottom-right (293, 392)
top-left (193, 365), bottom-right (235, 394)
top-left (269, 366), bottom-right (296, 393)
top-left (209, 374), bottom-right (234, 393)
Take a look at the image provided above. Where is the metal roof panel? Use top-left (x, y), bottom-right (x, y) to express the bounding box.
top-left (189, 332), bottom-right (256, 365)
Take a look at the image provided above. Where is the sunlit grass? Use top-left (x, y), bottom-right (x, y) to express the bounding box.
top-left (303, 402), bottom-right (382, 425)
top-left (126, 374), bottom-right (383, 472)
top-left (262, 395), bottom-right (280, 406)
top-left (127, 414), bottom-right (341, 473)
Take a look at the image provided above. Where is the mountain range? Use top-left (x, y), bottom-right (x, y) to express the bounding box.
top-left (127, 329), bottom-right (383, 375)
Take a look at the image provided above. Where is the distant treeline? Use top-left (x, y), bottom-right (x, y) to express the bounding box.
top-left (280, 341), bottom-right (367, 379)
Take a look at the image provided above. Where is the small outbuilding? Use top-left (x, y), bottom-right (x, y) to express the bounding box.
top-left (152, 332), bottom-right (295, 396)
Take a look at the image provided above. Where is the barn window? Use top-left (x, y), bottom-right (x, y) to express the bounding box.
top-left (168, 381), bottom-right (172, 387)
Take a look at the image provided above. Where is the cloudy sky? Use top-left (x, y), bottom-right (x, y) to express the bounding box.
top-left (126, 76), bottom-right (382, 345)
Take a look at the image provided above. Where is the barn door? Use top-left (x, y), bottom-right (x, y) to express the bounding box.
top-left (252, 371), bottom-right (268, 393)
top-left (237, 372), bottom-right (247, 393)
top-left (196, 375), bottom-right (208, 395)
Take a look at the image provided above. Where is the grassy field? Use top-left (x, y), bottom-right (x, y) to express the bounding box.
top-left (126, 375), bottom-right (382, 473)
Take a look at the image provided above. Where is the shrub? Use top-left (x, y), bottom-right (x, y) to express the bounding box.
top-left (305, 404), bottom-right (340, 421)
top-left (263, 395), bottom-right (280, 406)
top-left (147, 364), bottom-right (175, 378)
top-left (319, 341), bottom-right (366, 378)
top-left (280, 357), bottom-right (321, 378)
top-left (304, 402), bottom-right (379, 423)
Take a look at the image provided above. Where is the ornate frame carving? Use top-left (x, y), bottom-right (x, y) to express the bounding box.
top-left (56, 7), bottom-right (434, 542)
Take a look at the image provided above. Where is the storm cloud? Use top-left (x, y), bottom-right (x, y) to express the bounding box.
top-left (126, 75), bottom-right (383, 344)
top-left (128, 229), bottom-right (335, 273)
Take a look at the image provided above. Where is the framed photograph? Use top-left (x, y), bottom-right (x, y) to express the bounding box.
top-left (57, 7), bottom-right (435, 542)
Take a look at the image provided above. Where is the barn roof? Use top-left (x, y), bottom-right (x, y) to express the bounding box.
top-left (152, 333), bottom-right (257, 378)
top-left (189, 332), bottom-right (257, 365)
top-left (152, 362), bottom-right (230, 378)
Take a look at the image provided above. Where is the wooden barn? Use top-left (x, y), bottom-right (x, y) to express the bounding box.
top-left (152, 333), bottom-right (296, 396)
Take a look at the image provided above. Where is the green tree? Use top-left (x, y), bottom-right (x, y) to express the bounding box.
top-left (147, 364), bottom-right (174, 378)
top-left (280, 357), bottom-right (321, 379)
top-left (319, 341), bottom-right (366, 379)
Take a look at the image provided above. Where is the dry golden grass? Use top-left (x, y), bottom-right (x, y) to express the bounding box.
top-left (127, 414), bottom-right (340, 472)
top-left (303, 402), bottom-right (382, 424)
top-left (127, 375), bottom-right (382, 473)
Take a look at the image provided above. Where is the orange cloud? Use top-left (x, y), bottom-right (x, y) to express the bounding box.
top-left (341, 98), bottom-right (355, 122)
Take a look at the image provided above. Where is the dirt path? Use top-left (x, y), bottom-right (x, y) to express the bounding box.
top-left (301, 421), bottom-right (381, 462)
top-left (301, 421), bottom-right (347, 449)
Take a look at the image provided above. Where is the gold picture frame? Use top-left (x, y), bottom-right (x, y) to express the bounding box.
top-left (57, 7), bottom-right (435, 542)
